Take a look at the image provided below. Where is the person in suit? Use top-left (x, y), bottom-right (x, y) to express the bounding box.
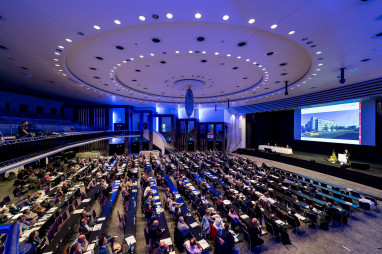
top-left (13, 185), bottom-right (27, 197)
top-left (9, 204), bottom-right (20, 215)
top-left (79, 218), bottom-right (93, 236)
top-left (288, 208), bottom-right (301, 227)
top-left (220, 222), bottom-right (235, 254)
top-left (247, 218), bottom-right (264, 247)
top-left (183, 237), bottom-right (203, 254)
top-left (155, 242), bottom-right (169, 254)
top-left (265, 213), bottom-right (279, 235)
top-left (148, 220), bottom-right (165, 248)
top-left (177, 216), bottom-right (190, 237)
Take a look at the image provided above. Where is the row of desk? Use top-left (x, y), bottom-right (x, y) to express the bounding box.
top-left (164, 175), bottom-right (211, 253)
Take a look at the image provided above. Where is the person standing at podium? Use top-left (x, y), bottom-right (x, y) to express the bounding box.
top-left (345, 149), bottom-right (350, 164)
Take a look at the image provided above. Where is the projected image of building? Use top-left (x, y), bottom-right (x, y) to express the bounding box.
top-left (305, 117), bottom-right (336, 132)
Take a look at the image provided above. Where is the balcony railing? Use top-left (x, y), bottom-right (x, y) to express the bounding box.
top-left (0, 130), bottom-right (141, 167)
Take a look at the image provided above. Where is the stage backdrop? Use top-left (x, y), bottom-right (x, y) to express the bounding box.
top-left (246, 100), bottom-right (382, 163)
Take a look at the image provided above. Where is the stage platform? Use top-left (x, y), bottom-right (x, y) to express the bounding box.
top-left (238, 148), bottom-right (382, 190)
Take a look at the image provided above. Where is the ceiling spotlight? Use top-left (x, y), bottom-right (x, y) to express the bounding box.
top-left (189, 50), bottom-right (193, 53)
top-left (166, 13), bottom-right (173, 19)
top-left (195, 13), bottom-right (202, 19)
top-left (227, 54), bottom-right (231, 57)
top-left (202, 51), bottom-right (206, 54)
top-left (58, 69), bottom-right (63, 72)
top-left (316, 51), bottom-right (322, 54)
top-left (58, 46), bottom-right (64, 49)
top-left (215, 52), bottom-right (219, 55)
top-left (248, 19), bottom-right (255, 24)
top-left (55, 52), bottom-right (60, 55)
top-left (54, 59), bottom-right (59, 61)
top-left (237, 56), bottom-right (241, 59)
top-left (246, 59), bottom-right (250, 62)
top-left (93, 25), bottom-right (100, 30)
top-left (55, 64), bottom-right (60, 66)
top-left (288, 31), bottom-right (295, 35)
top-left (150, 53), bottom-right (154, 56)
top-left (114, 20), bottom-right (121, 24)
top-left (223, 15), bottom-right (229, 20)
top-left (271, 24), bottom-right (278, 29)
top-left (65, 39), bottom-right (72, 42)
top-left (139, 16), bottom-right (146, 21)
top-left (318, 63), bottom-right (323, 66)
top-left (175, 51), bottom-right (179, 53)
top-left (316, 69), bottom-right (321, 71)
top-left (139, 55), bottom-right (144, 58)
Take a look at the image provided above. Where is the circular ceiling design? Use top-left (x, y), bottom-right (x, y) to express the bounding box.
top-left (64, 22), bottom-right (312, 104)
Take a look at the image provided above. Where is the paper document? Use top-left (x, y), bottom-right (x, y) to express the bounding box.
top-left (87, 243), bottom-right (95, 250)
top-left (240, 214), bottom-right (249, 219)
top-left (223, 200), bottom-right (231, 205)
top-left (190, 222), bottom-right (199, 228)
top-left (82, 198), bottom-right (91, 203)
top-left (275, 220), bottom-right (285, 225)
top-left (198, 239), bottom-right (210, 249)
top-left (97, 217), bottom-right (106, 221)
top-left (73, 209), bottom-right (84, 214)
top-left (125, 235), bottom-right (136, 245)
top-left (93, 224), bottom-right (102, 231)
top-left (160, 237), bottom-right (172, 245)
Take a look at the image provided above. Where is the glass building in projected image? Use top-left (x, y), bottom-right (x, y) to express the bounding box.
top-left (305, 117), bottom-right (336, 132)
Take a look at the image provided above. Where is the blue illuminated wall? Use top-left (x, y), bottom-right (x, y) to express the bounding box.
top-left (111, 108), bottom-right (125, 131)
top-left (199, 109), bottom-right (225, 122)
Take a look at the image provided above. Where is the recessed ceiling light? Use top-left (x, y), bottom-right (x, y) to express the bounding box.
top-left (150, 53), bottom-right (154, 56)
top-left (202, 51), bottom-right (206, 54)
top-left (318, 63), bottom-right (323, 66)
top-left (55, 52), bottom-right (60, 55)
top-left (246, 59), bottom-right (250, 62)
top-left (114, 20), bottom-right (121, 25)
top-left (175, 51), bottom-right (179, 53)
top-left (288, 31), bottom-right (295, 35)
top-left (248, 19), bottom-right (255, 24)
top-left (55, 64), bottom-right (60, 66)
top-left (227, 54), bottom-right (231, 57)
top-left (316, 51), bottom-right (322, 54)
top-left (130, 58), bottom-right (134, 60)
top-left (62, 74), bottom-right (67, 76)
top-left (58, 46), bottom-right (64, 49)
top-left (58, 69), bottom-right (63, 72)
top-left (215, 52), bottom-right (219, 55)
top-left (54, 59), bottom-right (59, 61)
top-left (312, 73), bottom-right (317, 76)
top-left (237, 56), bottom-right (241, 59)
top-left (139, 55), bottom-right (144, 58)
top-left (271, 24), bottom-right (278, 29)
top-left (195, 13), bottom-right (202, 19)
top-left (166, 13), bottom-right (173, 19)
top-left (223, 15), bottom-right (229, 20)
top-left (316, 69), bottom-right (321, 71)
top-left (139, 16), bottom-right (146, 21)
top-left (189, 50), bottom-right (193, 53)
top-left (65, 39), bottom-right (72, 42)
